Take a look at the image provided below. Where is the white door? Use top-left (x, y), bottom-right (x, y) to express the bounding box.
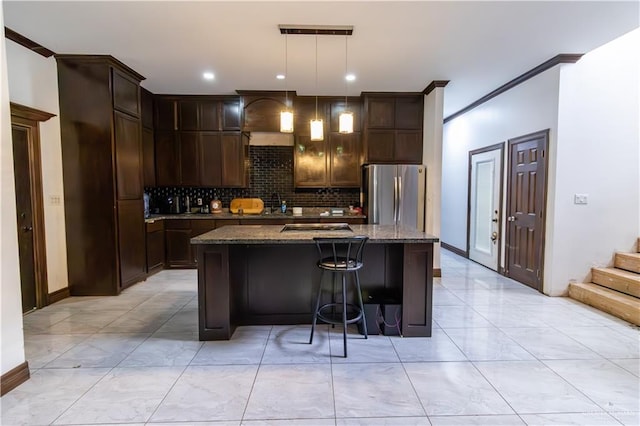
top-left (469, 148), bottom-right (502, 270)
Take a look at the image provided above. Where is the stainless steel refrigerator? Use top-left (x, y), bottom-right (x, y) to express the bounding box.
top-left (362, 164), bottom-right (426, 231)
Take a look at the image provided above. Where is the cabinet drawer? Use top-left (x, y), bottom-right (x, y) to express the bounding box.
top-left (164, 219), bottom-right (191, 230)
top-left (146, 220), bottom-right (164, 233)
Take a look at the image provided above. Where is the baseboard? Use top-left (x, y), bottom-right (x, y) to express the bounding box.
top-left (441, 242), bottom-right (468, 258)
top-left (433, 268), bottom-right (441, 277)
top-left (48, 287), bottom-right (70, 304)
top-left (1, 361), bottom-right (30, 396)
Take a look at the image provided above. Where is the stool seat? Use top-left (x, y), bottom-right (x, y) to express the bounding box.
top-left (309, 236), bottom-right (369, 358)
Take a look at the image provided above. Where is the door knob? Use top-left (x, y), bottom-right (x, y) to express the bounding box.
top-left (491, 231), bottom-right (498, 242)
top-left (507, 216), bottom-right (516, 222)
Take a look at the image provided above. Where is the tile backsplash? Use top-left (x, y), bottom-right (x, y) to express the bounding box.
top-left (146, 146), bottom-right (360, 212)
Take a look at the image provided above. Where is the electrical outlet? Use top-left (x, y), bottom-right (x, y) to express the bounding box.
top-left (574, 194), bottom-right (588, 205)
top-left (50, 195), bottom-right (61, 205)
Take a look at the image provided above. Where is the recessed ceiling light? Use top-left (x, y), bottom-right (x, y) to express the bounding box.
top-left (345, 74), bottom-right (356, 82)
top-left (203, 72), bottom-right (215, 81)
top-left (276, 74), bottom-right (286, 80)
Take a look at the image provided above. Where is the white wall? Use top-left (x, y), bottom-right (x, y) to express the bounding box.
top-left (547, 29), bottom-right (640, 295)
top-left (6, 40), bottom-right (68, 293)
top-left (423, 87), bottom-right (445, 271)
top-left (442, 68), bottom-right (561, 263)
top-left (1, 15), bottom-right (26, 376)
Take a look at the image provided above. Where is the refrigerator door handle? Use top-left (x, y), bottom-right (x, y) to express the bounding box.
top-left (397, 175), bottom-right (403, 225)
top-left (393, 175), bottom-right (398, 223)
top-left (371, 168), bottom-right (378, 224)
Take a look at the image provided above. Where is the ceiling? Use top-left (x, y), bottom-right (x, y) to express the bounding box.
top-left (3, 1), bottom-right (638, 117)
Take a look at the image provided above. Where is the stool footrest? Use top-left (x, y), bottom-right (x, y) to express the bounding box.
top-left (317, 303), bottom-right (363, 326)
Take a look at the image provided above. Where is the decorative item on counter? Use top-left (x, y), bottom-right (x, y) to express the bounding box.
top-left (210, 198), bottom-right (222, 214)
top-left (292, 207), bottom-right (302, 216)
top-left (281, 200), bottom-right (287, 214)
top-left (331, 208), bottom-right (344, 216)
top-left (230, 198), bottom-right (264, 214)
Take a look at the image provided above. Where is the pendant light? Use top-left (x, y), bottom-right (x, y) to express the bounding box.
top-left (310, 35), bottom-right (324, 141)
top-left (280, 33), bottom-right (294, 133)
top-left (339, 34), bottom-right (354, 134)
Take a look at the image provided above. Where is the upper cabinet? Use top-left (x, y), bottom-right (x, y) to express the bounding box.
top-left (293, 96), bottom-right (362, 188)
top-left (363, 93), bottom-right (423, 164)
top-left (239, 91), bottom-right (288, 133)
top-left (153, 95), bottom-right (246, 188)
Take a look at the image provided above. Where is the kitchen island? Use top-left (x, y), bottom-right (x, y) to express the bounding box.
top-left (192, 224), bottom-right (439, 340)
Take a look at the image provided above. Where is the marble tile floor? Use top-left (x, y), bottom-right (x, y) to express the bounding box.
top-left (2, 250), bottom-right (639, 426)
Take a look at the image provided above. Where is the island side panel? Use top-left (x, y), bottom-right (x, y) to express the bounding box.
top-left (402, 242), bottom-right (434, 337)
top-left (197, 244), bottom-right (234, 340)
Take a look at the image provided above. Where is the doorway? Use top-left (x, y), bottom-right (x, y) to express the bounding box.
top-left (10, 103), bottom-right (54, 313)
top-left (468, 143), bottom-right (504, 271)
top-left (505, 130), bottom-right (549, 291)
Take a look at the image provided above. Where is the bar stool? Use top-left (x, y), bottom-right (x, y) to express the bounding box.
top-left (309, 236), bottom-right (369, 357)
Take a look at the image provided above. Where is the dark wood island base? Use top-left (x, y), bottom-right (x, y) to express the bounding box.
top-left (193, 225), bottom-right (438, 340)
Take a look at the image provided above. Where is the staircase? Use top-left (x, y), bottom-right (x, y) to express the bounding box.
top-left (568, 238), bottom-right (640, 326)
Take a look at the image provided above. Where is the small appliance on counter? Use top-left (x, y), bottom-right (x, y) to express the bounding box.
top-left (169, 196), bottom-right (182, 214)
top-left (143, 193), bottom-right (150, 218)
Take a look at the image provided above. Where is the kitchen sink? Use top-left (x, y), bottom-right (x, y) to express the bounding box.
top-left (280, 223), bottom-right (352, 232)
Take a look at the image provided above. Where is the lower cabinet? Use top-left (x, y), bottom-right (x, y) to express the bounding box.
top-left (146, 220), bottom-right (165, 275)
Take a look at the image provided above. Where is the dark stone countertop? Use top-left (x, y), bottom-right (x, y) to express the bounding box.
top-left (191, 224), bottom-right (439, 245)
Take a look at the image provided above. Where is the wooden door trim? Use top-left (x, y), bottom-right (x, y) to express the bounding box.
top-left (505, 129), bottom-right (549, 291)
top-left (466, 142), bottom-right (505, 271)
top-left (11, 102), bottom-right (55, 308)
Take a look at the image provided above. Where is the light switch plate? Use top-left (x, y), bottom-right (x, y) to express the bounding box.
top-left (574, 194), bottom-right (588, 205)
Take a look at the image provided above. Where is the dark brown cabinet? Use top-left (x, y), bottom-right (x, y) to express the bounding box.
top-left (141, 88), bottom-right (155, 187)
top-left (293, 97), bottom-right (361, 188)
top-left (364, 93), bottom-right (423, 164)
top-left (56, 55), bottom-right (146, 295)
top-left (154, 96), bottom-right (246, 187)
top-left (154, 97), bottom-right (177, 131)
top-left (240, 91), bottom-right (287, 132)
top-left (329, 132), bottom-right (361, 187)
top-left (146, 220), bottom-right (165, 275)
top-left (165, 219), bottom-right (216, 268)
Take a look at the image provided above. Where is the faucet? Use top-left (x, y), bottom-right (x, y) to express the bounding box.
top-left (270, 192), bottom-right (281, 213)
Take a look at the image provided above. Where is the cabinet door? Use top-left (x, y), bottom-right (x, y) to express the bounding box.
top-left (366, 97), bottom-right (395, 128)
top-left (117, 199), bottom-right (146, 288)
top-left (329, 132), bottom-right (361, 187)
top-left (294, 135), bottom-right (327, 187)
top-left (222, 99), bottom-right (241, 130)
top-left (112, 69), bottom-right (140, 117)
top-left (394, 130), bottom-right (423, 163)
top-left (200, 132), bottom-right (222, 187)
top-left (114, 110), bottom-right (143, 199)
top-left (179, 100), bottom-right (199, 131)
top-left (221, 132), bottom-right (246, 187)
top-left (142, 127), bottom-right (155, 187)
top-left (395, 96), bottom-right (423, 129)
top-left (155, 131), bottom-right (179, 186)
top-left (200, 100), bottom-right (220, 131)
top-left (178, 132), bottom-right (200, 186)
top-left (366, 130), bottom-right (395, 163)
top-left (154, 98), bottom-right (176, 130)
top-left (141, 88), bottom-right (154, 129)
top-left (165, 229), bottom-right (193, 267)
top-left (146, 227), bottom-right (165, 272)
top-left (190, 220), bottom-right (216, 265)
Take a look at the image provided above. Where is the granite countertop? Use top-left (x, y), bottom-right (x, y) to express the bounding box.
top-left (146, 207), bottom-right (366, 223)
top-left (191, 224), bottom-right (439, 245)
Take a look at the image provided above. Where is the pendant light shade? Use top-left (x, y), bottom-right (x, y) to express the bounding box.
top-left (310, 119), bottom-right (324, 141)
top-left (280, 110), bottom-right (294, 133)
top-left (310, 35), bottom-right (324, 141)
top-left (280, 33), bottom-right (294, 133)
top-left (338, 34), bottom-right (354, 134)
top-left (339, 111), bottom-right (353, 134)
